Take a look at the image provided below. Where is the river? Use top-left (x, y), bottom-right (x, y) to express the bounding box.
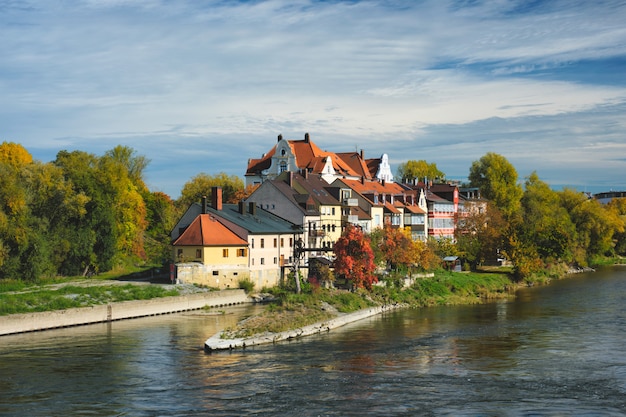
top-left (0, 267), bottom-right (625, 416)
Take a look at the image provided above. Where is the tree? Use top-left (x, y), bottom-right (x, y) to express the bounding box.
top-left (519, 172), bottom-right (576, 264)
top-left (177, 172), bottom-right (244, 209)
top-left (455, 202), bottom-right (506, 270)
top-left (397, 160), bottom-right (444, 184)
top-left (143, 191), bottom-right (178, 265)
top-left (377, 225), bottom-right (417, 272)
top-left (104, 145), bottom-right (150, 192)
top-left (559, 188), bottom-right (624, 261)
top-left (333, 224), bottom-right (377, 290)
top-left (469, 153), bottom-right (523, 219)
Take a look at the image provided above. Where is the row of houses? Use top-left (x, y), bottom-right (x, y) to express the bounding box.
top-left (171, 133), bottom-right (484, 289)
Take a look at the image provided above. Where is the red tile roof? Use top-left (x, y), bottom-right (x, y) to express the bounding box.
top-left (173, 214), bottom-right (248, 246)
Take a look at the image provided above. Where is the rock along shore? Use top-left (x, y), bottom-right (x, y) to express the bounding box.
top-left (204, 303), bottom-right (402, 351)
top-left (0, 289), bottom-right (250, 336)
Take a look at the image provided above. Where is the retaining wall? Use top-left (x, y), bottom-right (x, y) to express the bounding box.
top-left (0, 289), bottom-right (250, 336)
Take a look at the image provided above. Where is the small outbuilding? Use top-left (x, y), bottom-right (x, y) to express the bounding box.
top-left (443, 256), bottom-right (462, 272)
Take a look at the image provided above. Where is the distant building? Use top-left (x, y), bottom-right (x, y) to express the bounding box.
top-left (594, 191), bottom-right (626, 204)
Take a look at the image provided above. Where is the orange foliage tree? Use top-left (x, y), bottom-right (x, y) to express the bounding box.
top-left (333, 224), bottom-right (377, 290)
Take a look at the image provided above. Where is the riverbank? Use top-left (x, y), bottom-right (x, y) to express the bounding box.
top-left (0, 289), bottom-right (250, 336)
top-left (205, 303), bottom-right (402, 351)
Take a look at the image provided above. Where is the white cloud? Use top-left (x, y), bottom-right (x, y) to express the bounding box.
top-left (1, 0), bottom-right (625, 197)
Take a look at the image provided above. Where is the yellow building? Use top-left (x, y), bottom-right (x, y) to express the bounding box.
top-left (172, 214), bottom-right (249, 289)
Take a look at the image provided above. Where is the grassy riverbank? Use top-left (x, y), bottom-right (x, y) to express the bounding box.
top-left (220, 269), bottom-right (516, 339)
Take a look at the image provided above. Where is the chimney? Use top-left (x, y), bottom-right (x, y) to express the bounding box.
top-left (360, 149), bottom-right (364, 160)
top-left (238, 201), bottom-right (246, 214)
top-left (278, 134), bottom-right (283, 142)
top-left (304, 132), bottom-right (310, 143)
top-left (382, 179), bottom-right (386, 187)
top-left (361, 176), bottom-right (365, 184)
top-left (211, 186), bottom-right (222, 211)
top-left (201, 196), bottom-right (207, 214)
top-left (248, 202), bottom-right (257, 215)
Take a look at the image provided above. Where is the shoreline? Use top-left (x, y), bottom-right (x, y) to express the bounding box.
top-left (204, 303), bottom-right (403, 351)
top-left (0, 289), bottom-right (250, 336)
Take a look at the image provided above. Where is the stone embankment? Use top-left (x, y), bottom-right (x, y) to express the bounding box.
top-left (0, 289), bottom-right (250, 336)
top-left (204, 303), bottom-right (401, 351)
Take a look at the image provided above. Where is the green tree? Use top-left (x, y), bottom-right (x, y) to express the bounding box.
top-left (519, 172), bottom-right (576, 264)
top-left (559, 188), bottom-right (624, 261)
top-left (397, 160), bottom-right (445, 184)
top-left (333, 224), bottom-right (377, 290)
top-left (143, 191), bottom-right (178, 265)
top-left (177, 172), bottom-right (244, 209)
top-left (54, 150), bottom-right (118, 274)
top-left (469, 153), bottom-right (523, 219)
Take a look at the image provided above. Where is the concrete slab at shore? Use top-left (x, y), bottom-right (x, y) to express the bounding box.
top-left (0, 289), bottom-right (250, 336)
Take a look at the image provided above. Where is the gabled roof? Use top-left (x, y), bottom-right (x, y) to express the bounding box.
top-left (340, 178), bottom-right (407, 197)
top-left (245, 136), bottom-right (369, 179)
top-left (335, 152), bottom-right (373, 180)
top-left (206, 203), bottom-right (301, 235)
top-left (172, 214), bottom-right (248, 247)
top-left (287, 172), bottom-right (341, 206)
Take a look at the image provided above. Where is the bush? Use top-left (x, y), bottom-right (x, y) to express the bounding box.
top-left (238, 278), bottom-right (255, 293)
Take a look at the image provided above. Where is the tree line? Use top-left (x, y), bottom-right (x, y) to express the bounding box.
top-left (1, 142), bottom-right (624, 283)
top-left (0, 142), bottom-right (246, 281)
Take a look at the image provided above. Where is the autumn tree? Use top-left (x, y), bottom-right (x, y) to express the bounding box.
top-left (397, 160), bottom-right (445, 184)
top-left (455, 202), bottom-right (507, 270)
top-left (376, 225), bottom-right (418, 272)
top-left (469, 153), bottom-right (522, 219)
top-left (178, 172), bottom-right (244, 209)
top-left (333, 224), bottom-right (377, 290)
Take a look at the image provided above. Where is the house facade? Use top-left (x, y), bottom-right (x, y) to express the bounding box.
top-left (171, 188), bottom-right (302, 290)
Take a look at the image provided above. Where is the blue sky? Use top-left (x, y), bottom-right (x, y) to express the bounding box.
top-left (1, 0), bottom-right (625, 198)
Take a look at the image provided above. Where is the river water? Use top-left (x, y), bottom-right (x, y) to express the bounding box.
top-left (1, 267), bottom-right (625, 416)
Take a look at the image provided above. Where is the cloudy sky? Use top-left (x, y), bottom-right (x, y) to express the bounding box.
top-left (2, 0), bottom-right (625, 198)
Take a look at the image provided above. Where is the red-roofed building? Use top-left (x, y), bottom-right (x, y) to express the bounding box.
top-left (172, 214), bottom-right (249, 288)
top-left (245, 133), bottom-right (395, 186)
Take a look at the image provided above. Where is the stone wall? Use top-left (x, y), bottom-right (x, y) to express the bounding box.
top-left (0, 289), bottom-right (249, 336)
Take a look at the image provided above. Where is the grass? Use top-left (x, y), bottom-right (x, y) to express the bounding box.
top-left (220, 271), bottom-right (516, 340)
top-left (0, 284), bottom-right (179, 316)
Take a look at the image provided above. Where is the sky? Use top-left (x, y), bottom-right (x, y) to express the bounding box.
top-left (1, 0), bottom-right (625, 199)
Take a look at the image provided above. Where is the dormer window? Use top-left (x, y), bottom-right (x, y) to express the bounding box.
top-left (280, 161), bottom-right (287, 172)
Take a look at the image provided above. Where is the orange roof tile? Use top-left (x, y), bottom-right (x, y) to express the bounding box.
top-left (173, 214), bottom-right (248, 246)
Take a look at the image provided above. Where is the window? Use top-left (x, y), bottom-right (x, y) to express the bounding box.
top-left (251, 239), bottom-right (254, 249)
top-left (237, 248), bottom-right (247, 257)
top-left (290, 238), bottom-right (293, 247)
top-left (196, 249), bottom-right (202, 258)
top-left (251, 258), bottom-right (255, 266)
top-left (331, 207), bottom-right (336, 215)
top-left (222, 249), bottom-right (229, 257)
top-left (273, 238), bottom-right (277, 248)
top-left (260, 258), bottom-right (265, 265)
top-left (177, 249), bottom-right (183, 258)
top-left (280, 161), bottom-right (287, 172)
top-left (332, 224), bottom-right (336, 232)
top-left (280, 238), bottom-right (284, 247)
top-left (260, 239), bottom-right (265, 248)
top-left (212, 271), bottom-right (219, 276)
top-left (273, 257), bottom-right (278, 264)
